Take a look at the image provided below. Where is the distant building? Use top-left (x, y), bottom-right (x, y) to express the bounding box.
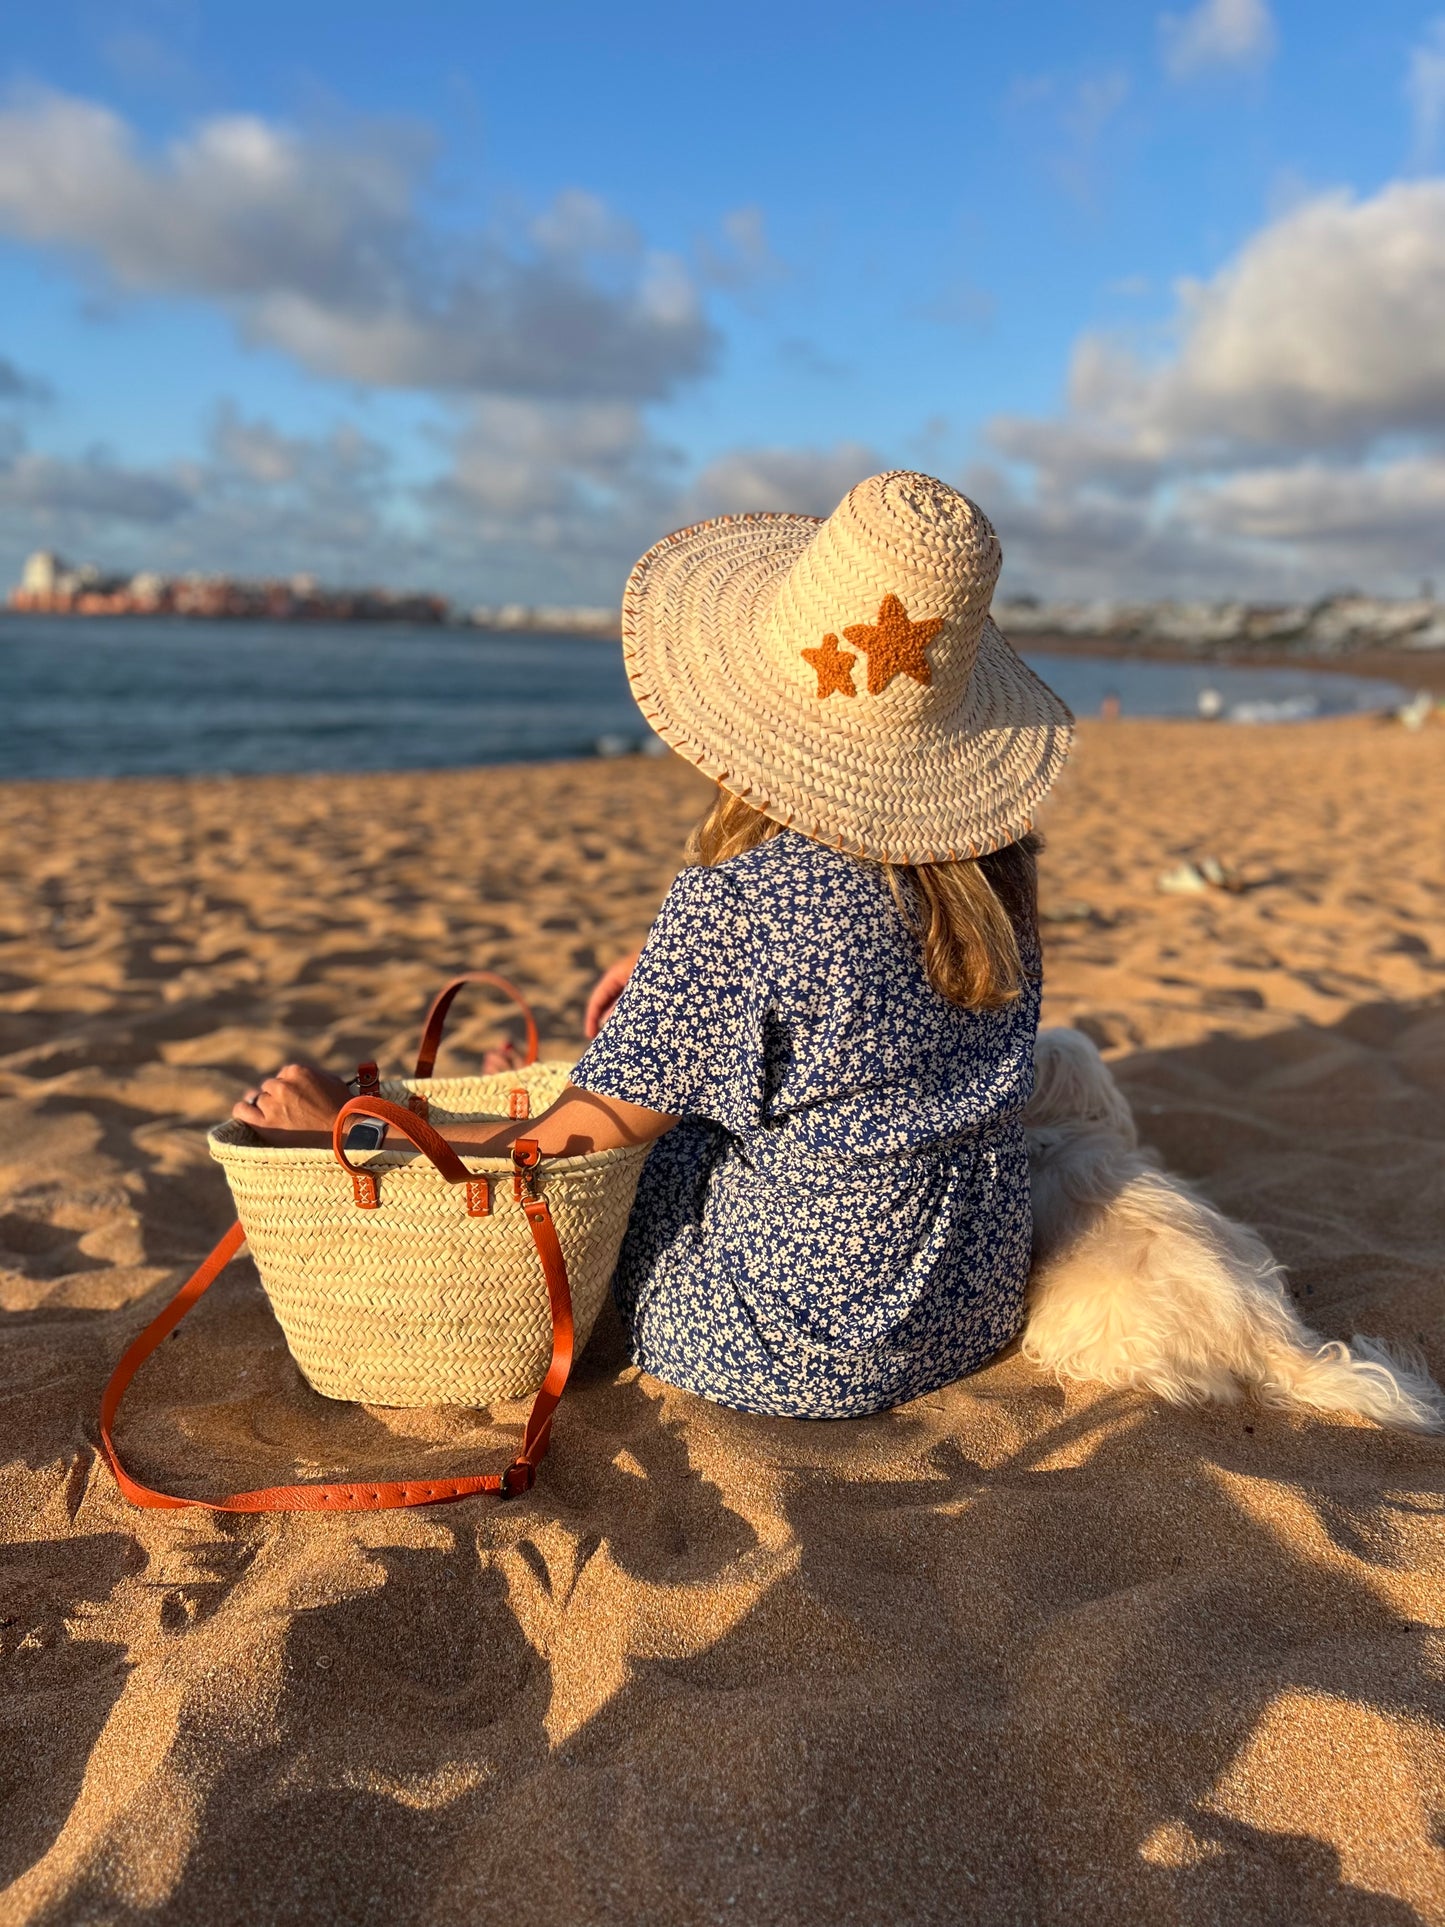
top-left (128, 571), bottom-right (170, 612)
top-left (20, 550), bottom-right (62, 597)
top-left (469, 602), bottom-right (620, 636)
top-left (11, 553), bottom-right (1435, 650)
top-left (9, 550), bottom-right (126, 611)
top-left (991, 591), bottom-right (1445, 656)
top-left (7, 555), bottom-right (449, 623)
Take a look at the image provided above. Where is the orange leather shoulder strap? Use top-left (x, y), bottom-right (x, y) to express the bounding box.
top-left (413, 973), bottom-right (539, 1080)
top-left (98, 1173), bottom-right (574, 1512)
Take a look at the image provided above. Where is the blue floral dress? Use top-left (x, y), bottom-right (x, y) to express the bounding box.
top-left (570, 830), bottom-right (1039, 1419)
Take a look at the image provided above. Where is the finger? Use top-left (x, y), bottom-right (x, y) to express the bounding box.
top-left (232, 1095), bottom-right (263, 1121)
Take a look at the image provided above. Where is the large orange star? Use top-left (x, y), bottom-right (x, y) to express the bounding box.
top-left (844, 592), bottom-right (944, 695)
top-left (800, 631), bottom-right (857, 699)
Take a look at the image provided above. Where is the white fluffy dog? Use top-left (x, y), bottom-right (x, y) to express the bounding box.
top-left (1022, 1028), bottom-right (1445, 1431)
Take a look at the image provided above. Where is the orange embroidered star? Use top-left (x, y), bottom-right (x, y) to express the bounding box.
top-left (843, 592), bottom-right (944, 695)
top-left (800, 631), bottom-right (857, 699)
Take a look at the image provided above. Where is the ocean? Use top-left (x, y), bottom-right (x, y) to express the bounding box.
top-left (0, 614), bottom-right (1412, 782)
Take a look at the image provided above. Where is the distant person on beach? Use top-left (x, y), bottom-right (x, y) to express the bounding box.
top-left (235, 473), bottom-right (1075, 1419)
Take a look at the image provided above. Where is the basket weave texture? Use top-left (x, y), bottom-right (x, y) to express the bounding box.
top-left (209, 1061), bottom-right (648, 1407)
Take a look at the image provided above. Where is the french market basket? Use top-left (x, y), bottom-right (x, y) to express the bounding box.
top-left (98, 973), bottom-right (650, 1513)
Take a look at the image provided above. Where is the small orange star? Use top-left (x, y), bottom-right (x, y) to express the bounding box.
top-left (844, 592), bottom-right (944, 695)
top-left (800, 631), bottom-right (857, 699)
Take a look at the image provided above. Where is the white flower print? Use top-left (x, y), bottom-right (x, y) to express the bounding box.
top-left (572, 831), bottom-right (1039, 1418)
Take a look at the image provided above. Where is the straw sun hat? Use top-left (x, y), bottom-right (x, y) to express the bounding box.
top-left (621, 469), bottom-right (1074, 865)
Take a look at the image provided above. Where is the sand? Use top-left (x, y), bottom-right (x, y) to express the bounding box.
top-left (1, 718), bottom-right (1443, 1925)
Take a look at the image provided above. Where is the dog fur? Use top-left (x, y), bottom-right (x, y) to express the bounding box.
top-left (1021, 1027), bottom-right (1445, 1431)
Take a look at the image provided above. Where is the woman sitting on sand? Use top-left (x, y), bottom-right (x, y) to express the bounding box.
top-left (234, 471), bottom-right (1075, 1419)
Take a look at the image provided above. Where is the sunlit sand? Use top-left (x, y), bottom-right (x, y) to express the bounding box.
top-left (1, 717), bottom-right (1441, 1920)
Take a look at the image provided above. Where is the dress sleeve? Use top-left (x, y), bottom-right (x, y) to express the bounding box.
top-left (570, 864), bottom-right (767, 1133)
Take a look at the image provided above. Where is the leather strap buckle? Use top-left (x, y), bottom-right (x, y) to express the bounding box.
top-left (512, 1137), bottom-right (542, 1201)
top-left (500, 1461), bottom-right (535, 1499)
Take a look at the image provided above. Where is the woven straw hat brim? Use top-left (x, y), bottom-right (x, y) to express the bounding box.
top-left (622, 512), bottom-right (1075, 864)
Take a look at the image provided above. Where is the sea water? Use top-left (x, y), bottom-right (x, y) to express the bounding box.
top-left (0, 615), bottom-right (1414, 782)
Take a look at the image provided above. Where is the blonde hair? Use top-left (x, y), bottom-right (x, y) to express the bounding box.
top-left (686, 788), bottom-right (1040, 1011)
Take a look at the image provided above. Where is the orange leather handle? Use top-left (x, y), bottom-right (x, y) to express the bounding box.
top-left (333, 1095), bottom-right (496, 1214)
top-left (332, 1095), bottom-right (474, 1182)
top-left (97, 1140), bottom-right (575, 1512)
top-left (413, 973), bottom-right (539, 1080)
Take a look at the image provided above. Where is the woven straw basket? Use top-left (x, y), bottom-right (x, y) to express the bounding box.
top-left (97, 973), bottom-right (650, 1515)
top-left (209, 1059), bottom-right (648, 1407)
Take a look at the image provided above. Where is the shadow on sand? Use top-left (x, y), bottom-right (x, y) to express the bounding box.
top-left (5, 996), bottom-right (1444, 1924)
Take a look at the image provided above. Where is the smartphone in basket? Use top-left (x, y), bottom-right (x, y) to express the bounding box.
top-left (344, 1118), bottom-right (389, 1151)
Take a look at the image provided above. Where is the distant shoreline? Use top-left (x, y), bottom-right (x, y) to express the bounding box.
top-left (1012, 631), bottom-right (1445, 697)
top-left (0, 607), bottom-right (622, 640)
top-left (3, 606), bottom-right (1438, 692)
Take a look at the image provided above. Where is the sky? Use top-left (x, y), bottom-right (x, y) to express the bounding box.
top-left (0, 0), bottom-right (1442, 606)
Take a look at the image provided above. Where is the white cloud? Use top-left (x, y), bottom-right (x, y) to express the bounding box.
top-left (1160, 0), bottom-right (1276, 80)
top-left (0, 405), bottom-right (424, 591)
top-left (696, 206), bottom-right (785, 291)
top-left (0, 447), bottom-right (191, 522)
top-left (966, 459), bottom-right (1255, 600)
top-left (1006, 69), bottom-right (1131, 205)
top-left (988, 407), bottom-right (1166, 498)
top-left (993, 178), bottom-right (1445, 483)
top-left (1181, 453), bottom-right (1445, 552)
top-left (429, 396), bottom-right (678, 563)
top-left (0, 355), bottom-right (51, 402)
top-left (977, 173), bottom-right (1445, 596)
top-left (0, 93), bottom-right (416, 298)
top-left (210, 407), bottom-right (310, 486)
top-left (1160, 179), bottom-right (1445, 450)
top-left (429, 416), bottom-right (885, 585)
top-left (0, 93), bottom-right (880, 599)
top-left (681, 443), bottom-right (885, 522)
top-left (207, 404), bottom-right (390, 504)
top-left (530, 188), bottom-right (639, 259)
top-left (1408, 19), bottom-right (1445, 164)
top-left (0, 387), bottom-right (896, 607)
top-left (0, 88), bottom-right (712, 401)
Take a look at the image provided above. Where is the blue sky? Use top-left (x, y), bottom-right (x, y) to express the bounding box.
top-left (1, 0), bottom-right (1442, 603)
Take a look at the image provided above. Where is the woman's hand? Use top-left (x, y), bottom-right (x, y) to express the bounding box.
top-left (232, 1062), bottom-right (352, 1140)
top-left (585, 951), bottom-right (643, 1039)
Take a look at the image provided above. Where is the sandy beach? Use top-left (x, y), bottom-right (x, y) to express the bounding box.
top-left (2, 717), bottom-right (1443, 1925)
